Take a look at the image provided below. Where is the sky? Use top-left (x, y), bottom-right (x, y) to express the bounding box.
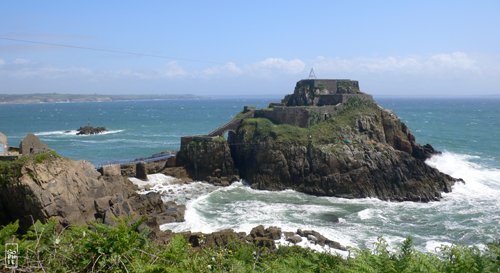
top-left (1, 0), bottom-right (499, 97)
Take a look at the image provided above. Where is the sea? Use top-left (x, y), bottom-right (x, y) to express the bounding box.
top-left (1, 97), bottom-right (499, 252)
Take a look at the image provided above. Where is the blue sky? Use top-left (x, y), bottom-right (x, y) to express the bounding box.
top-left (1, 0), bottom-right (499, 96)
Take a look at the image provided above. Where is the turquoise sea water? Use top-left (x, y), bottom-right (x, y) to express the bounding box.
top-left (1, 97), bottom-right (499, 251)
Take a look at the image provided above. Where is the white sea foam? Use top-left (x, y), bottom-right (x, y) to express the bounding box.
top-left (155, 151), bottom-right (499, 252)
top-left (426, 151), bottom-right (500, 200)
top-left (35, 130), bottom-right (79, 136)
top-left (129, 174), bottom-right (218, 204)
top-left (35, 129), bottom-right (124, 136)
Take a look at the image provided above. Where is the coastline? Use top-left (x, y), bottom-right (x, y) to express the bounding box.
top-left (0, 93), bottom-right (205, 105)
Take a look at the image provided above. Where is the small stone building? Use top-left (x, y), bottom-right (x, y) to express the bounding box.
top-left (19, 133), bottom-right (49, 155)
top-left (0, 132), bottom-right (7, 155)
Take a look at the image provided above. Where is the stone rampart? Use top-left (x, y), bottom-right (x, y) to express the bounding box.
top-left (255, 105), bottom-right (342, 128)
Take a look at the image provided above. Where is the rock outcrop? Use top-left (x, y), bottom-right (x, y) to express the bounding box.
top-left (173, 225), bottom-right (345, 251)
top-left (229, 99), bottom-right (454, 201)
top-left (176, 135), bottom-right (239, 186)
top-left (77, 126), bottom-right (107, 135)
top-left (0, 152), bottom-right (184, 232)
top-left (177, 79), bottom-right (457, 202)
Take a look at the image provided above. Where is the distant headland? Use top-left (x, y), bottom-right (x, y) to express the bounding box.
top-left (0, 93), bottom-right (203, 104)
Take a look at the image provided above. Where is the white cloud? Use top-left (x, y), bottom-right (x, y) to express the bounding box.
top-left (312, 52), bottom-right (481, 75)
top-left (250, 58), bottom-right (306, 74)
top-left (197, 58), bottom-right (305, 78)
top-left (200, 62), bottom-right (243, 77)
top-left (159, 61), bottom-right (187, 78)
top-left (2, 53), bottom-right (498, 95)
top-left (427, 52), bottom-right (478, 71)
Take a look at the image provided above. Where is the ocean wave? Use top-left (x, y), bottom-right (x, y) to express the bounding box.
top-left (158, 151), bottom-right (500, 252)
top-left (129, 174), bottom-right (219, 204)
top-left (35, 130), bottom-right (79, 136)
top-left (35, 129), bottom-right (124, 136)
top-left (426, 151), bottom-right (500, 199)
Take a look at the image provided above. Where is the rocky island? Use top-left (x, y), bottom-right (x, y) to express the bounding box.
top-left (176, 79), bottom-right (457, 202)
top-left (76, 125), bottom-right (107, 135)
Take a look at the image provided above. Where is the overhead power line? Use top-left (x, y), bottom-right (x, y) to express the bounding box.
top-left (0, 37), bottom-right (223, 64)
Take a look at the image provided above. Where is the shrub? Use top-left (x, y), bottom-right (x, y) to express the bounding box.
top-left (0, 219), bottom-right (498, 272)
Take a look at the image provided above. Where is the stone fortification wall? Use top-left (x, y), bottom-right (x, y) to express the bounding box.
top-left (255, 107), bottom-right (311, 127)
top-left (255, 105), bottom-right (341, 128)
top-left (283, 79), bottom-right (362, 107)
top-left (316, 93), bottom-right (373, 106)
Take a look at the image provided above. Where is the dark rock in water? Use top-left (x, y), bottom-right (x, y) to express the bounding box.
top-left (135, 161), bottom-right (148, 180)
top-left (318, 212), bottom-right (340, 223)
top-left (77, 126), bottom-right (107, 135)
top-left (286, 235), bottom-right (303, 244)
top-left (250, 225), bottom-right (281, 240)
top-left (250, 225), bottom-right (266, 238)
top-left (267, 226), bottom-right (282, 240)
top-left (169, 225), bottom-right (344, 251)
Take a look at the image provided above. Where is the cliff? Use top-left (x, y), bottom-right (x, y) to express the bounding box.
top-left (176, 135), bottom-right (239, 186)
top-left (229, 98), bottom-right (454, 201)
top-left (177, 79), bottom-right (457, 202)
top-left (0, 152), bottom-right (184, 231)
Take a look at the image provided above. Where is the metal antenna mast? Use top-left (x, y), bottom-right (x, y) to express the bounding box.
top-left (308, 68), bottom-right (316, 79)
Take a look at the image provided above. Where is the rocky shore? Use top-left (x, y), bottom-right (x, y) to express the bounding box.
top-left (0, 145), bottom-right (344, 251)
top-left (0, 78), bottom-right (460, 253)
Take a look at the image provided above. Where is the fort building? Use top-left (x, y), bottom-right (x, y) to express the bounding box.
top-left (254, 79), bottom-right (374, 128)
top-left (180, 78), bottom-right (374, 147)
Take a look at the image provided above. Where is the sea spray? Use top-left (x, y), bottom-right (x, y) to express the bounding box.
top-left (150, 152), bottom-right (500, 252)
top-left (35, 129), bottom-right (124, 136)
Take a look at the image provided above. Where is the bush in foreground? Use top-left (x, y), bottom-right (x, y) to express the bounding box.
top-left (0, 219), bottom-right (498, 272)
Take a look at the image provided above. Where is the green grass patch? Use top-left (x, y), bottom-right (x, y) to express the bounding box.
top-left (238, 97), bottom-right (380, 148)
top-left (0, 151), bottom-right (60, 185)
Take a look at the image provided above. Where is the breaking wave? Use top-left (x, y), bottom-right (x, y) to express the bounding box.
top-left (143, 151), bottom-right (500, 251)
top-left (35, 129), bottom-right (124, 136)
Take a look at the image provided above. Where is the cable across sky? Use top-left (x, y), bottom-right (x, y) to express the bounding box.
top-left (0, 37), bottom-right (224, 64)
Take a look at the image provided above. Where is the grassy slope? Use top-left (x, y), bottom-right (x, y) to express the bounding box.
top-left (238, 97), bottom-right (381, 146)
top-left (0, 219), bottom-right (498, 272)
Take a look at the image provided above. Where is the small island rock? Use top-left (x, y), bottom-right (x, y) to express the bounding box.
top-left (77, 126), bottom-right (107, 135)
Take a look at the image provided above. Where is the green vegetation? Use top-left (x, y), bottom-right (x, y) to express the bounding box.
top-left (239, 118), bottom-right (309, 144)
top-left (239, 97), bottom-right (380, 146)
top-left (0, 151), bottom-right (60, 185)
top-left (0, 219), bottom-right (498, 272)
